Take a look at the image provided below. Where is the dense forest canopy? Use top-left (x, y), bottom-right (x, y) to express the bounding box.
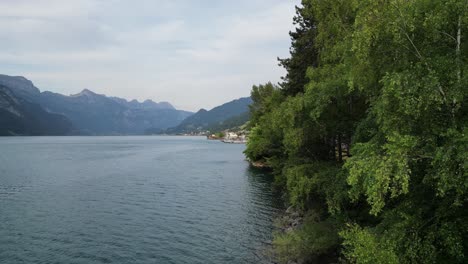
top-left (245, 0), bottom-right (467, 263)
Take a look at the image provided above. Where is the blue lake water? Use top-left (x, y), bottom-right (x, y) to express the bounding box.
top-left (0, 136), bottom-right (282, 264)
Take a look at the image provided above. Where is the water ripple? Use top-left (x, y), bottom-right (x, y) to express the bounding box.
top-left (0, 136), bottom-right (282, 264)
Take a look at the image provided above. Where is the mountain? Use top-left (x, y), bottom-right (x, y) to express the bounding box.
top-left (204, 111), bottom-right (250, 132)
top-left (0, 85), bottom-right (73, 136)
top-left (0, 74), bottom-right (41, 102)
top-left (110, 97), bottom-right (175, 110)
top-left (164, 97), bottom-right (252, 134)
top-left (0, 75), bottom-right (192, 135)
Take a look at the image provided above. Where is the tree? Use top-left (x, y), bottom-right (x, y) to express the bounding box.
top-left (278, 2), bottom-right (318, 96)
top-left (246, 0), bottom-right (467, 263)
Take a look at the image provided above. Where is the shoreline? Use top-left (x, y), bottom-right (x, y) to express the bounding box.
top-left (249, 160), bottom-right (270, 169)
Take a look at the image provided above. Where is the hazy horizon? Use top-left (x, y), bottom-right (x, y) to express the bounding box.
top-left (0, 0), bottom-right (299, 111)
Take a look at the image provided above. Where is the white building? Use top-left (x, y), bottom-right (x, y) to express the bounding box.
top-left (226, 132), bottom-right (238, 140)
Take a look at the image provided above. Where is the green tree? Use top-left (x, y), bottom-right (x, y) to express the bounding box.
top-left (343, 0), bottom-right (468, 262)
top-left (278, 2), bottom-right (318, 96)
top-left (245, 0), bottom-right (467, 263)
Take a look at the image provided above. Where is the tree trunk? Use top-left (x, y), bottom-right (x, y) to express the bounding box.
top-left (346, 135), bottom-right (351, 157)
top-left (338, 134), bottom-right (343, 162)
top-left (457, 15), bottom-right (462, 83)
top-left (330, 136), bottom-right (336, 161)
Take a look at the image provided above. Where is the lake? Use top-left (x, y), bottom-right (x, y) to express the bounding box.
top-left (0, 136), bottom-right (282, 264)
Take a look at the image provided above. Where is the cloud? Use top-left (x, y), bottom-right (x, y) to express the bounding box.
top-left (0, 0), bottom-right (299, 111)
top-left (0, 0), bottom-right (96, 19)
top-left (177, 2), bottom-right (295, 62)
top-left (116, 20), bottom-right (187, 48)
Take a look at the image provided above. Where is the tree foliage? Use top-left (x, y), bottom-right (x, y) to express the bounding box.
top-left (245, 0), bottom-right (467, 263)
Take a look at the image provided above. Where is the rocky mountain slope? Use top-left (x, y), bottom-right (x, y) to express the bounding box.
top-left (0, 84), bottom-right (73, 136)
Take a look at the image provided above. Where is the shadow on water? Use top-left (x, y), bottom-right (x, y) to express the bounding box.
top-left (243, 165), bottom-right (285, 264)
top-left (246, 165), bottom-right (285, 209)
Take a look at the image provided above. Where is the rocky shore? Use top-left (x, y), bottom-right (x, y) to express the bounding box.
top-left (248, 159), bottom-right (270, 169)
top-left (278, 206), bottom-right (304, 234)
top-left (269, 206), bottom-right (305, 264)
top-left (247, 160), bottom-right (304, 264)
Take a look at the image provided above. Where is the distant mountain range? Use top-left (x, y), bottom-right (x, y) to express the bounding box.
top-left (0, 74), bottom-right (252, 136)
top-left (0, 74), bottom-right (191, 135)
top-left (161, 97), bottom-right (252, 134)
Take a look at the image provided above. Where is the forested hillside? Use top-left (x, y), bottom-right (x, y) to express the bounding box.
top-left (165, 97), bottom-right (252, 134)
top-left (245, 1), bottom-right (467, 263)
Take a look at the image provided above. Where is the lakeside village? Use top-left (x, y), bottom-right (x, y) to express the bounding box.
top-left (181, 130), bottom-right (248, 144)
top-left (208, 130), bottom-right (248, 144)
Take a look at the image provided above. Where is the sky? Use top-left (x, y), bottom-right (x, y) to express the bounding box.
top-left (0, 0), bottom-right (299, 111)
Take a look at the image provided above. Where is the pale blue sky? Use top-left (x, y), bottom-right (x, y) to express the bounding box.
top-left (0, 0), bottom-right (299, 111)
